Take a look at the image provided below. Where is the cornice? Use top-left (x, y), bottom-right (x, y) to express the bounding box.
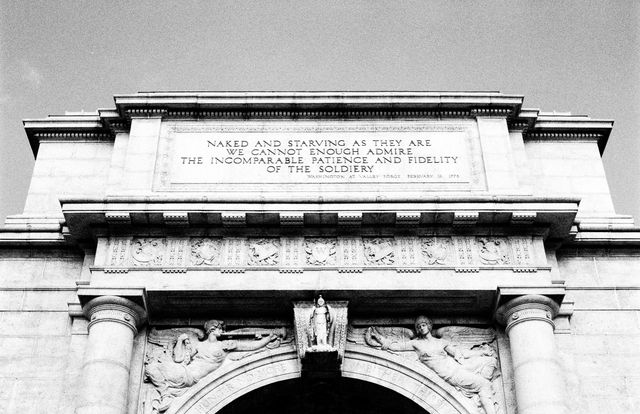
top-left (511, 111), bottom-right (613, 154)
top-left (113, 91), bottom-right (525, 108)
top-left (0, 215), bottom-right (68, 246)
top-left (166, 109), bottom-right (478, 119)
top-left (22, 91), bottom-right (614, 157)
top-left (58, 195), bottom-right (581, 242)
top-left (23, 113), bottom-right (115, 156)
top-left (115, 91), bottom-right (522, 120)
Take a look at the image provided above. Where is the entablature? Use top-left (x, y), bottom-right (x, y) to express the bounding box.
top-left (59, 195), bottom-right (580, 243)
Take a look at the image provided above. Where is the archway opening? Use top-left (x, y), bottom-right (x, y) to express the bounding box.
top-left (217, 377), bottom-right (428, 414)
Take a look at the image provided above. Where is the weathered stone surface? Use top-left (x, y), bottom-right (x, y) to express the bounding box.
top-left (24, 141), bottom-right (112, 215)
top-left (571, 310), bottom-right (640, 335)
top-left (2, 91), bottom-right (638, 414)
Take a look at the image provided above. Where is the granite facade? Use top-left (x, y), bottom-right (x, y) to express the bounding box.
top-left (0, 92), bottom-right (638, 414)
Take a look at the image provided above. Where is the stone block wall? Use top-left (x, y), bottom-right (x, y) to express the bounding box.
top-left (118, 118), bottom-right (162, 194)
top-left (0, 248), bottom-right (85, 414)
top-left (23, 141), bottom-right (113, 216)
top-left (476, 118), bottom-right (520, 194)
top-left (557, 250), bottom-right (640, 413)
top-left (525, 140), bottom-right (615, 216)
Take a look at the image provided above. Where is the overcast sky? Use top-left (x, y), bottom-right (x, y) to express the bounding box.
top-left (1, 0), bottom-right (639, 225)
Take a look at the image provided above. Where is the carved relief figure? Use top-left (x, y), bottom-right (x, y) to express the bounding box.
top-left (131, 238), bottom-right (164, 266)
top-left (421, 237), bottom-right (451, 265)
top-left (363, 238), bottom-right (395, 265)
top-left (305, 238), bottom-right (337, 265)
top-left (309, 295), bottom-right (333, 350)
top-left (190, 238), bottom-right (221, 266)
top-left (248, 238), bottom-right (280, 265)
top-left (144, 320), bottom-right (288, 412)
top-left (362, 316), bottom-right (499, 414)
top-left (477, 238), bottom-right (510, 265)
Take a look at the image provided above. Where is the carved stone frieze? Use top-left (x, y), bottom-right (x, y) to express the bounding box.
top-left (396, 237), bottom-right (421, 266)
top-left (337, 237), bottom-right (363, 267)
top-left (453, 236), bottom-right (476, 267)
top-left (166, 239), bottom-right (188, 268)
top-left (107, 238), bottom-right (131, 267)
top-left (222, 237), bottom-right (246, 268)
top-left (101, 235), bottom-right (543, 271)
top-left (281, 237), bottom-right (304, 267)
top-left (509, 236), bottom-right (534, 267)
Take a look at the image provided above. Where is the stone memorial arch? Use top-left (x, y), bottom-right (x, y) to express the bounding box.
top-left (3, 91), bottom-right (638, 414)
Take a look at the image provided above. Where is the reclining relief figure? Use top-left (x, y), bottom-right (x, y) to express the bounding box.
top-left (361, 316), bottom-right (499, 414)
top-left (144, 320), bottom-right (289, 412)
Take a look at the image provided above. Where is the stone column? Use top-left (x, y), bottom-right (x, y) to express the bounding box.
top-left (496, 295), bottom-right (566, 414)
top-left (76, 296), bottom-right (147, 414)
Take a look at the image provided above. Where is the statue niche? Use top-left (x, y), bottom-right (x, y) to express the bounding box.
top-left (293, 296), bottom-right (348, 376)
top-left (144, 320), bottom-right (291, 412)
top-left (348, 316), bottom-right (501, 414)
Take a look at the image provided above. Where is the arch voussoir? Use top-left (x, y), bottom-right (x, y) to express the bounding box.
top-left (342, 346), bottom-right (479, 414)
top-left (168, 346), bottom-right (301, 414)
top-left (168, 343), bottom-right (478, 414)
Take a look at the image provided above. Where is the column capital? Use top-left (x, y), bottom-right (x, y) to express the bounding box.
top-left (495, 294), bottom-right (560, 333)
top-left (83, 295), bottom-right (147, 334)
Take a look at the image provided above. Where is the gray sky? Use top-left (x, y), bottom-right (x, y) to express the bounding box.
top-left (1, 0), bottom-right (639, 225)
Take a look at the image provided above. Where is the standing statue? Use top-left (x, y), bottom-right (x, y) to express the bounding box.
top-left (309, 295), bottom-right (333, 350)
top-left (144, 320), bottom-right (288, 412)
top-left (364, 316), bottom-right (498, 414)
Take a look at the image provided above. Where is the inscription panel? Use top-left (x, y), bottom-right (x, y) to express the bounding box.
top-left (154, 121), bottom-right (485, 192)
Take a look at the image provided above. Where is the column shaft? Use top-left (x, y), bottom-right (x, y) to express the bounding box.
top-left (76, 296), bottom-right (146, 414)
top-left (497, 295), bottom-right (566, 414)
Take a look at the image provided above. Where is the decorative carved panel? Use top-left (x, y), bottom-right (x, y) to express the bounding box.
top-left (421, 237), bottom-right (453, 265)
top-left (305, 238), bottom-right (337, 266)
top-left (281, 237), bottom-right (304, 267)
top-left (107, 237), bottom-right (131, 267)
top-left (363, 238), bottom-right (395, 265)
top-left (247, 238), bottom-right (280, 266)
top-left (397, 236), bottom-right (421, 266)
top-left (453, 236), bottom-right (476, 268)
top-left (131, 238), bottom-right (165, 267)
top-left (221, 238), bottom-right (246, 268)
top-left (190, 238), bottom-right (221, 266)
top-left (100, 235), bottom-right (544, 272)
top-left (338, 237), bottom-right (364, 268)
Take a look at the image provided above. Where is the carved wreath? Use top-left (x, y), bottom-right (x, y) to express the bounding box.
top-left (305, 238), bottom-right (337, 265)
